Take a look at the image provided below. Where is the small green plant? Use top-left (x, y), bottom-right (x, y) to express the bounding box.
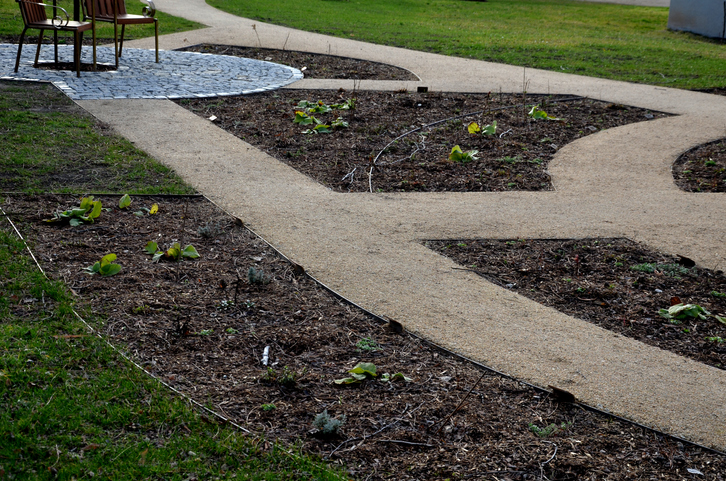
top-left (467, 120), bottom-right (497, 135)
top-left (312, 410), bottom-right (346, 435)
top-left (119, 194), bottom-right (132, 209)
top-left (133, 203), bottom-right (158, 217)
top-left (499, 155), bottom-right (521, 164)
top-left (217, 300), bottom-right (235, 311)
top-left (293, 110), bottom-right (320, 125)
top-left (334, 362), bottom-right (411, 384)
top-left (330, 117), bottom-right (349, 129)
top-left (197, 221), bottom-right (223, 238)
top-left (529, 422), bottom-right (572, 438)
top-left (302, 123), bottom-right (332, 134)
top-left (83, 253), bottom-right (122, 276)
top-left (711, 291), bottom-right (726, 298)
top-left (449, 145), bottom-right (478, 163)
top-left (356, 337), bottom-right (381, 352)
top-left (659, 303), bottom-right (726, 325)
top-left (225, 327), bottom-right (238, 334)
top-left (331, 98), bottom-right (356, 110)
top-left (262, 366), bottom-right (301, 387)
top-left (198, 329), bottom-right (213, 336)
top-left (45, 196), bottom-right (102, 226)
top-left (145, 241), bottom-right (200, 262)
top-left (261, 403), bottom-right (277, 411)
top-left (706, 336), bottom-right (725, 343)
top-left (248, 266), bottom-right (270, 285)
top-left (630, 263), bottom-right (692, 277)
top-left (528, 105), bottom-right (560, 121)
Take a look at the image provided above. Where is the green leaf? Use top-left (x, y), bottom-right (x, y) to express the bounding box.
top-left (69, 218), bottom-right (82, 227)
top-left (716, 315), bottom-right (726, 325)
top-left (87, 200), bottom-right (102, 221)
top-left (99, 263), bottom-right (122, 276)
top-left (119, 194), bottom-right (131, 209)
top-left (334, 377), bottom-right (361, 385)
top-left (528, 105), bottom-right (560, 121)
top-left (182, 245), bottom-right (200, 259)
top-left (144, 241), bottom-right (158, 255)
top-left (79, 196), bottom-right (94, 211)
top-left (449, 145), bottom-right (464, 161)
top-left (331, 117), bottom-right (349, 129)
top-left (293, 111), bottom-right (315, 125)
top-left (83, 261), bottom-right (101, 275)
top-left (100, 253), bottom-right (117, 266)
top-left (349, 362), bottom-right (377, 377)
top-left (152, 252), bottom-right (164, 263)
top-left (481, 121), bottom-right (497, 135)
top-left (380, 372), bottom-right (412, 382)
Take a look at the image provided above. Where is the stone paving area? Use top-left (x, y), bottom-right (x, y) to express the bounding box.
top-left (0, 43), bottom-right (302, 100)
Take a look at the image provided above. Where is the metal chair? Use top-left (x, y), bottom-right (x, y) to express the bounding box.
top-left (14, 0), bottom-right (96, 77)
top-left (83, 0), bottom-right (158, 67)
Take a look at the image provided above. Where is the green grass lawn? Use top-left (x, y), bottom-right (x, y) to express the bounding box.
top-left (208, 0), bottom-right (726, 90)
top-left (0, 0), bottom-right (203, 41)
top-left (0, 81), bottom-right (195, 194)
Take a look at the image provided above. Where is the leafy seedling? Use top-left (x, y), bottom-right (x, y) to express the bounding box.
top-left (119, 194), bottom-right (132, 209)
top-left (449, 145), bottom-right (479, 163)
top-left (45, 196), bottom-right (102, 226)
top-left (83, 253), bottom-right (122, 277)
top-left (248, 266), bottom-right (270, 285)
top-left (706, 336), bottom-right (725, 343)
top-left (293, 110), bottom-right (321, 125)
top-left (331, 117), bottom-right (349, 129)
top-left (528, 105), bottom-right (560, 121)
top-left (380, 372), bottom-right (412, 382)
top-left (145, 240), bottom-right (200, 262)
top-left (312, 410), bottom-right (346, 435)
top-left (334, 362), bottom-right (377, 384)
top-left (356, 337), bottom-right (381, 352)
top-left (529, 422), bottom-right (572, 438)
top-left (467, 120), bottom-right (497, 135)
top-left (331, 98), bottom-right (356, 110)
top-left (302, 124), bottom-right (332, 134)
top-left (134, 203), bottom-right (159, 217)
top-left (659, 303), bottom-right (726, 325)
top-left (308, 101), bottom-right (332, 114)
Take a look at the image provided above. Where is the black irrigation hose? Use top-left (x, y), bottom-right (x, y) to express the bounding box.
top-left (4, 193), bottom-right (725, 458)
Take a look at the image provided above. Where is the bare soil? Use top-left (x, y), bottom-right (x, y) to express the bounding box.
top-left (4, 193), bottom-right (726, 481)
top-left (175, 90), bottom-right (670, 193)
top-left (673, 139), bottom-right (726, 193)
top-left (427, 238), bottom-right (726, 371)
top-left (179, 44), bottom-right (418, 81)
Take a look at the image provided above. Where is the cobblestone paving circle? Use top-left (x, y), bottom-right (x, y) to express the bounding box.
top-left (0, 43), bottom-right (302, 100)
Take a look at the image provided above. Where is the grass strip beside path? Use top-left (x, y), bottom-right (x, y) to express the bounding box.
top-left (209, 0), bottom-right (726, 90)
top-left (0, 81), bottom-right (195, 195)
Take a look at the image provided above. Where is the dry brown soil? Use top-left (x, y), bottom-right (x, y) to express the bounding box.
top-left (4, 194), bottom-right (726, 481)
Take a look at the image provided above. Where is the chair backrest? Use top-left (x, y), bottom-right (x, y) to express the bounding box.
top-left (83, 0), bottom-right (127, 19)
top-left (16, 0), bottom-right (48, 25)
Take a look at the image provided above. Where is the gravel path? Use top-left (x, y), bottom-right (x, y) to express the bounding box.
top-left (76, 0), bottom-right (726, 451)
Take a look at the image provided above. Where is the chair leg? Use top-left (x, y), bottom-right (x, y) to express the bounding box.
top-left (53, 29), bottom-right (59, 64)
top-left (74, 31), bottom-right (82, 77)
top-left (14, 27), bottom-right (28, 72)
top-left (154, 19), bottom-right (159, 63)
top-left (34, 29), bottom-right (45, 68)
top-left (119, 24), bottom-right (125, 57)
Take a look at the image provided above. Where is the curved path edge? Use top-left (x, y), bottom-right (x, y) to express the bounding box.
top-left (77, 0), bottom-right (726, 451)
